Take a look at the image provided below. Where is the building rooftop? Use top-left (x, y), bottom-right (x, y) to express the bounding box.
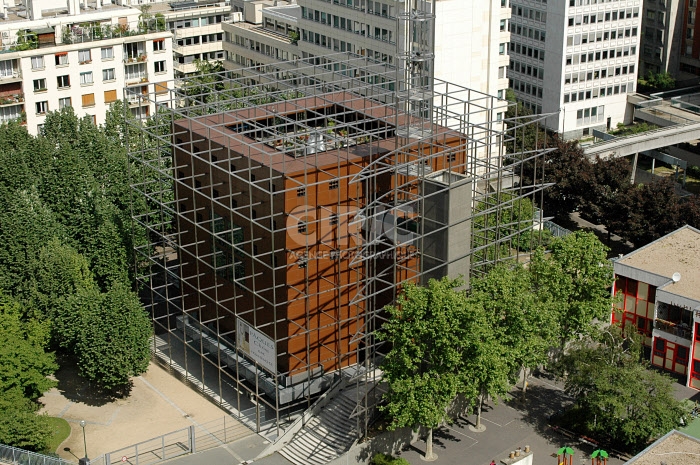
top-left (617, 225), bottom-right (700, 302)
top-left (625, 430), bottom-right (700, 465)
top-left (150, 1), bottom-right (231, 15)
top-left (0, 1), bottom-right (126, 24)
top-left (175, 91), bottom-right (464, 175)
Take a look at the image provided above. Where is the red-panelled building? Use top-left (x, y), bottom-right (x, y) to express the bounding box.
top-left (612, 225), bottom-right (700, 389)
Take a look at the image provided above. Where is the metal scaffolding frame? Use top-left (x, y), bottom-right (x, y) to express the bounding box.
top-left (127, 49), bottom-right (551, 440)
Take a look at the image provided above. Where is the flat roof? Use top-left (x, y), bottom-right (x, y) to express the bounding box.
top-left (617, 225), bottom-right (700, 302)
top-left (625, 430), bottom-right (700, 465)
top-left (174, 91), bottom-right (464, 176)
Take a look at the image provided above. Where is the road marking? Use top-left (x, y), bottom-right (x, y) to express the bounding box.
top-left (445, 426), bottom-right (479, 443)
top-left (482, 417), bottom-right (502, 427)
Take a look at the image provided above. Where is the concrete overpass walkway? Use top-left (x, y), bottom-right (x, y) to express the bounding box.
top-left (582, 121), bottom-right (700, 158)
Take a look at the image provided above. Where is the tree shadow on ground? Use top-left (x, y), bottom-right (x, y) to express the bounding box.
top-left (53, 355), bottom-right (132, 407)
top-left (505, 382), bottom-right (574, 444)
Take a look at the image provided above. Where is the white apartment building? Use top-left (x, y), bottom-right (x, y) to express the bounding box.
top-left (223, 0), bottom-right (510, 102)
top-left (0, 0), bottom-right (174, 135)
top-left (152, 0), bottom-right (231, 76)
top-left (508, 0), bottom-right (642, 139)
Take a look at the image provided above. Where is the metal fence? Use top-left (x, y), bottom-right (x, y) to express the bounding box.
top-left (0, 443), bottom-right (75, 465)
top-left (88, 416), bottom-right (251, 465)
top-left (543, 220), bottom-right (571, 238)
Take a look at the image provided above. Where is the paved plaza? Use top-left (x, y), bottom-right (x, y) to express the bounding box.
top-left (39, 361), bottom-right (245, 461)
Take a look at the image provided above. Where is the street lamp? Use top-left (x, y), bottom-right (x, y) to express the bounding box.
top-left (79, 420), bottom-right (89, 465)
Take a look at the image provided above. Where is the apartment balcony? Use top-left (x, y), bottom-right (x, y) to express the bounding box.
top-left (0, 93), bottom-right (24, 107)
top-left (0, 70), bottom-right (21, 83)
top-left (125, 73), bottom-right (149, 86)
top-left (124, 55), bottom-right (148, 64)
top-left (654, 319), bottom-right (692, 341)
top-left (62, 21), bottom-right (168, 46)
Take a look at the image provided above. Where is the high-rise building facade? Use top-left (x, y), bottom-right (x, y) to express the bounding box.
top-left (508, 0), bottom-right (643, 139)
top-left (639, 0), bottom-right (684, 80)
top-left (222, 0), bottom-right (510, 100)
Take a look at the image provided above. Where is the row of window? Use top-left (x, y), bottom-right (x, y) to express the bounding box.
top-left (566, 27), bottom-right (638, 46)
top-left (564, 64), bottom-right (635, 85)
top-left (563, 82), bottom-right (634, 103)
top-left (568, 0), bottom-right (633, 6)
top-left (300, 7), bottom-right (394, 45)
top-left (567, 7), bottom-right (639, 26)
top-left (566, 45), bottom-right (637, 65)
top-left (34, 90), bottom-right (121, 114)
top-left (510, 78), bottom-right (543, 99)
top-left (575, 105), bottom-right (605, 127)
top-left (28, 40), bottom-right (164, 70)
top-left (168, 15), bottom-right (226, 30)
top-left (509, 22), bottom-right (547, 43)
top-left (511, 5), bottom-right (547, 23)
top-left (509, 59), bottom-right (544, 80)
top-left (32, 62), bottom-right (165, 93)
top-left (509, 42), bottom-right (545, 62)
top-left (316, 0), bottom-right (397, 19)
top-left (176, 33), bottom-right (223, 48)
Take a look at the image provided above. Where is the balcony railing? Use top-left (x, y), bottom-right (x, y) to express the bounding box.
top-left (0, 93), bottom-right (24, 106)
top-left (654, 319), bottom-right (692, 340)
top-left (62, 20), bottom-right (168, 46)
top-left (124, 54), bottom-right (148, 64)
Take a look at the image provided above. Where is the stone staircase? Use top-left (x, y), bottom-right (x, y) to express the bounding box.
top-left (277, 386), bottom-right (370, 465)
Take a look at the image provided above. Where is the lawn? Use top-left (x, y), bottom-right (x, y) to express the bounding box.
top-left (45, 416), bottom-right (71, 454)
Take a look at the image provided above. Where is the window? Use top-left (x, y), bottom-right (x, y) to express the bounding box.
top-left (33, 78), bottom-right (46, 92)
top-left (31, 56), bottom-right (44, 69)
top-left (57, 75), bottom-right (70, 88)
top-left (104, 90), bottom-right (117, 103)
top-left (81, 93), bottom-right (95, 107)
top-left (101, 47), bottom-right (114, 60)
top-left (153, 39), bottom-right (165, 52)
top-left (297, 187), bottom-right (306, 197)
top-left (78, 49), bottom-right (91, 64)
top-left (654, 338), bottom-right (665, 357)
top-left (102, 68), bottom-right (116, 81)
top-left (35, 101), bottom-right (48, 114)
top-left (55, 52), bottom-right (68, 66)
top-left (329, 179), bottom-right (339, 190)
top-left (80, 72), bottom-right (93, 85)
top-left (154, 60), bottom-right (166, 73)
top-left (499, 43), bottom-right (506, 55)
top-left (59, 97), bottom-right (71, 109)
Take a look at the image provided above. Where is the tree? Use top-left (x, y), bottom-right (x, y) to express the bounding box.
top-left (378, 277), bottom-right (465, 460)
top-left (0, 187), bottom-right (65, 293)
top-left (529, 232), bottom-right (614, 351)
top-left (0, 293), bottom-right (56, 400)
top-left (0, 293), bottom-right (56, 451)
top-left (469, 264), bottom-right (558, 401)
top-left (559, 327), bottom-right (685, 452)
top-left (0, 390), bottom-right (52, 452)
top-left (605, 178), bottom-right (682, 247)
top-left (638, 71), bottom-right (675, 92)
top-left (75, 283), bottom-right (151, 391)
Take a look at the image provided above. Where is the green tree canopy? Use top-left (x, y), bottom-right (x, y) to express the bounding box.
top-left (529, 232), bottom-right (614, 351)
top-left (559, 327), bottom-right (684, 451)
top-left (75, 283), bottom-right (151, 391)
top-left (379, 277), bottom-right (466, 459)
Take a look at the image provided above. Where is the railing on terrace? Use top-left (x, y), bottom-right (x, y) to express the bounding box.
top-left (654, 318), bottom-right (692, 340)
top-left (0, 442), bottom-right (75, 465)
top-left (62, 20), bottom-right (168, 46)
top-left (87, 416), bottom-right (251, 465)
